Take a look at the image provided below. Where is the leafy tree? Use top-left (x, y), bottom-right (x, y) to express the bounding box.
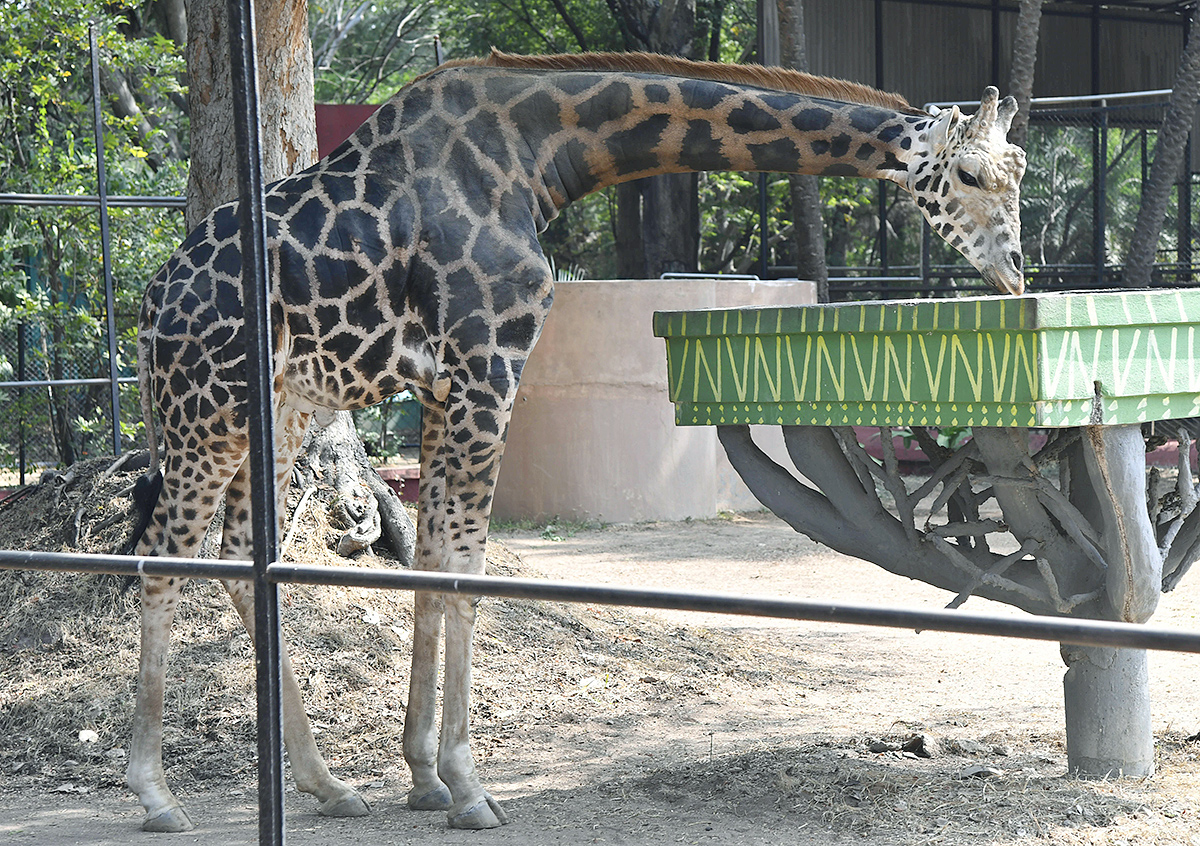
top-left (310, 0), bottom-right (441, 103)
top-left (0, 2), bottom-right (187, 472)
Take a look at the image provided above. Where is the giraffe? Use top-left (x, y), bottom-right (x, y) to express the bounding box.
top-left (124, 50), bottom-right (1026, 832)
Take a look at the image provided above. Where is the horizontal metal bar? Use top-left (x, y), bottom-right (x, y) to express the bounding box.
top-left (660, 272), bottom-right (762, 280)
top-left (0, 193), bottom-right (186, 209)
top-left (924, 88), bottom-right (1176, 111)
top-left (827, 276), bottom-right (923, 283)
top-left (1031, 89), bottom-right (1174, 107)
top-left (7, 549), bottom-right (1200, 655)
top-left (267, 563), bottom-right (1200, 655)
top-left (0, 549), bottom-right (254, 581)
top-left (0, 377), bottom-right (137, 390)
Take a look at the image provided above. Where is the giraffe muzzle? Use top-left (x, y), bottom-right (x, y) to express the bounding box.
top-left (984, 259), bottom-right (1025, 296)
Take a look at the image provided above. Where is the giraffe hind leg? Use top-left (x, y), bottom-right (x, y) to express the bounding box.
top-left (125, 454), bottom-right (236, 832)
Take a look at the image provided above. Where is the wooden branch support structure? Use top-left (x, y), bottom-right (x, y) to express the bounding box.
top-left (655, 289), bottom-right (1200, 778)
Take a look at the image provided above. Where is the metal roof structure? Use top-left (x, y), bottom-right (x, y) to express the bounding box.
top-left (802, 0), bottom-right (1191, 106)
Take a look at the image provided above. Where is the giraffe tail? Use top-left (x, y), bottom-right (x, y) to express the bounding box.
top-left (123, 284), bottom-right (164, 562)
top-left (120, 470), bottom-right (164, 558)
top-left (136, 328), bottom-right (160, 476)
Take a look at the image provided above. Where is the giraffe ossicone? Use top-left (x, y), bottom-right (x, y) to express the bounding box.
top-left (124, 50), bottom-right (1026, 832)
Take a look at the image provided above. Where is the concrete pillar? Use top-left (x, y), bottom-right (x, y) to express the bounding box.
top-left (1062, 644), bottom-right (1155, 777)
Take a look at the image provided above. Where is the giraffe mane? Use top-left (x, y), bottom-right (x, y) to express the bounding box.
top-left (439, 49), bottom-right (924, 115)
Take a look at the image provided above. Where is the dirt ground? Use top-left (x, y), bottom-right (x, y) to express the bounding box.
top-left (2, 460), bottom-right (1200, 845)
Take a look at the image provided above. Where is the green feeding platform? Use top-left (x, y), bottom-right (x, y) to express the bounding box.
top-left (653, 289), bottom-right (1200, 429)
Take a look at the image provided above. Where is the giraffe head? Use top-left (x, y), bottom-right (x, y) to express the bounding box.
top-left (908, 87), bottom-right (1027, 295)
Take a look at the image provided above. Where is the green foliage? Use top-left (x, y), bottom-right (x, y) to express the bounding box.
top-left (440, 0), bottom-right (623, 56)
top-left (1019, 115), bottom-right (1166, 288)
top-left (0, 2), bottom-right (187, 471)
top-left (352, 392), bottom-right (422, 458)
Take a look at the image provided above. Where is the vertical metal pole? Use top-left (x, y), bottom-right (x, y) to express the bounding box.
top-left (1179, 136), bottom-right (1192, 284)
top-left (224, 1), bottom-right (285, 844)
top-left (877, 182), bottom-right (889, 275)
top-left (1090, 4), bottom-right (1104, 289)
top-left (757, 0), bottom-right (780, 279)
top-left (758, 176), bottom-right (770, 278)
top-left (1094, 101), bottom-right (1108, 288)
top-left (89, 25), bottom-right (122, 457)
top-left (874, 0), bottom-right (888, 278)
top-left (17, 321), bottom-right (26, 486)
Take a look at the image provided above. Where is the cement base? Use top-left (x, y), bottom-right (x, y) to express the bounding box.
top-left (1062, 644), bottom-right (1155, 778)
top-left (493, 278), bottom-right (815, 523)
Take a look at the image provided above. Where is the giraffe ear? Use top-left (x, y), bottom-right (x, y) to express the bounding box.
top-left (929, 105), bottom-right (961, 151)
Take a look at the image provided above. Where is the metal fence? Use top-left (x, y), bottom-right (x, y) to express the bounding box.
top-left (3, 17), bottom-right (1200, 846)
top-left (0, 20), bottom-right (189, 485)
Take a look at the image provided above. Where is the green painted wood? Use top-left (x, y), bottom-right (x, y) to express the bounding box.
top-left (653, 289), bottom-right (1200, 428)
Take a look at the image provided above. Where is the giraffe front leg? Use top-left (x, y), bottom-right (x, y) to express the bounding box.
top-left (127, 576), bottom-right (194, 833)
top-left (403, 590), bottom-right (452, 810)
top-left (432, 399), bottom-right (514, 829)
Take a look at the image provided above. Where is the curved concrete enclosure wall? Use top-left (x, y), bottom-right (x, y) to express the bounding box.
top-left (492, 278), bottom-right (816, 524)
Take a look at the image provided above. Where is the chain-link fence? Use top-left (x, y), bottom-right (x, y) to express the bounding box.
top-left (0, 200), bottom-right (185, 486)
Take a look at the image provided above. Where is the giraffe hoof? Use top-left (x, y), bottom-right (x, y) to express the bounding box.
top-left (407, 783), bottom-right (452, 811)
top-left (448, 793), bottom-right (509, 829)
top-left (318, 790), bottom-right (371, 818)
top-left (142, 804), bottom-right (195, 833)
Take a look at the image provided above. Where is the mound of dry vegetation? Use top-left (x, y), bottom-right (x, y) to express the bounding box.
top-left (0, 455), bottom-right (778, 797)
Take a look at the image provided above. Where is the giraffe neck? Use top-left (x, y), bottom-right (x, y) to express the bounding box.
top-left (461, 67), bottom-right (932, 224)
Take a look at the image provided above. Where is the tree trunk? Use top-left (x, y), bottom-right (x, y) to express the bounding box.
top-left (641, 173), bottom-right (699, 275)
top-left (779, 0), bottom-right (829, 301)
top-left (298, 410), bottom-right (416, 561)
top-left (184, 0), bottom-right (415, 562)
top-left (615, 181), bottom-right (647, 278)
top-left (1055, 424), bottom-right (1161, 777)
top-left (1007, 0), bottom-right (1045, 150)
top-left (608, 0), bottom-right (701, 276)
top-left (1124, 12), bottom-right (1200, 289)
top-left (185, 0), bottom-right (318, 227)
top-left (718, 418), bottom-right (1188, 778)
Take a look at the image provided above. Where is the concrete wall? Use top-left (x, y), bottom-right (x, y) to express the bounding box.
top-left (492, 278), bottom-right (815, 524)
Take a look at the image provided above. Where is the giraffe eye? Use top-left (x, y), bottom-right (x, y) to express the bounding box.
top-left (958, 169), bottom-right (980, 188)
